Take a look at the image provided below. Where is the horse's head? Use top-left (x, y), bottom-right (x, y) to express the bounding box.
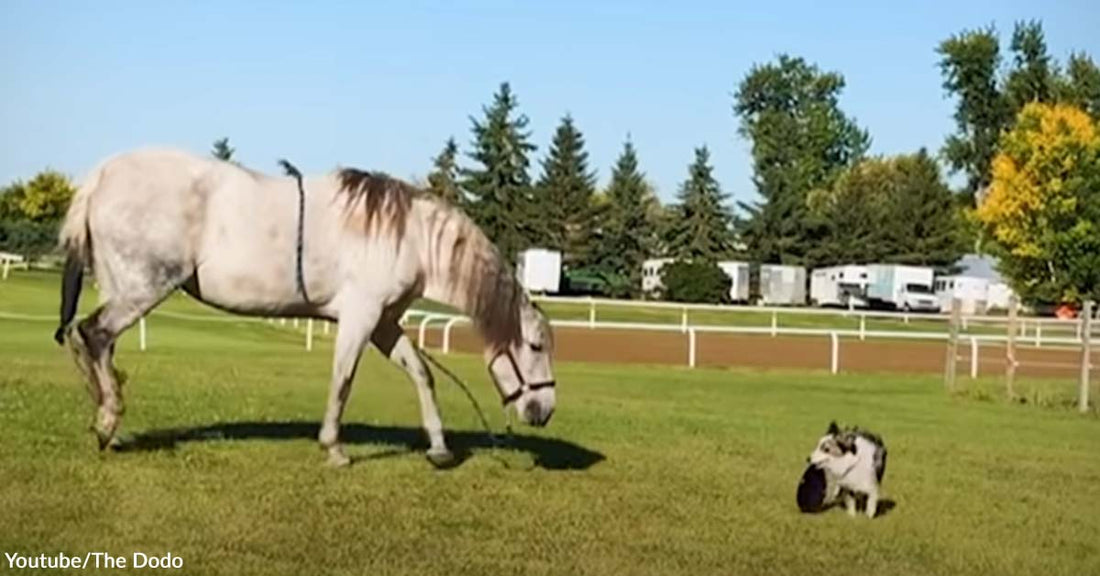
top-left (485, 302), bottom-right (555, 427)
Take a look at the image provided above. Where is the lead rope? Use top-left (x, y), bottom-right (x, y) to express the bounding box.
top-left (418, 348), bottom-right (533, 471)
top-left (277, 159), bottom-right (311, 304)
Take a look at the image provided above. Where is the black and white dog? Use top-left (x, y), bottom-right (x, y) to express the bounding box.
top-left (808, 421), bottom-right (887, 518)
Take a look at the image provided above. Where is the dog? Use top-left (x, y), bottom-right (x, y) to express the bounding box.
top-left (808, 421), bottom-right (887, 518)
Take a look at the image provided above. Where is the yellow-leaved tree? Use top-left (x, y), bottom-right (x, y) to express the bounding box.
top-left (976, 102), bottom-right (1100, 305)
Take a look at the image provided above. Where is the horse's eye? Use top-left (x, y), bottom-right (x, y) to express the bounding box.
top-left (529, 343), bottom-right (544, 353)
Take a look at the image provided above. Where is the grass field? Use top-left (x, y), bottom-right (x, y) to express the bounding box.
top-left (1, 271), bottom-right (1099, 575)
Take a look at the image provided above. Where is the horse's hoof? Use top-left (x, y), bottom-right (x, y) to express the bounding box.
top-left (95, 430), bottom-right (115, 451)
top-left (426, 448), bottom-right (456, 469)
top-left (326, 450), bottom-right (351, 468)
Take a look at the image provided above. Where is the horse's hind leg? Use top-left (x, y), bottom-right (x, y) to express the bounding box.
top-left (75, 283), bottom-right (178, 449)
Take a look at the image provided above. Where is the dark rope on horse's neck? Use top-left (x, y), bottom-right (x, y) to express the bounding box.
top-left (277, 159), bottom-right (310, 304)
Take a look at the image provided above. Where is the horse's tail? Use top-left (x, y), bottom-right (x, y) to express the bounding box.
top-left (54, 163), bottom-right (102, 345)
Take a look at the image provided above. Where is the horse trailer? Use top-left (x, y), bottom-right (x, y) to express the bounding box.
top-left (810, 265), bottom-right (869, 307)
top-left (516, 248), bottom-right (562, 294)
top-left (759, 264), bottom-right (807, 305)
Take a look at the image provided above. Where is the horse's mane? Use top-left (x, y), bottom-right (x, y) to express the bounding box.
top-left (336, 168), bottom-right (419, 238)
top-left (336, 167), bottom-right (525, 350)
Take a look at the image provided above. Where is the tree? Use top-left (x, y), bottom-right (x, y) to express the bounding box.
top-left (535, 115), bottom-right (598, 266)
top-left (1058, 53), bottom-right (1100, 120)
top-left (734, 55), bottom-right (870, 267)
top-left (211, 137), bottom-right (235, 162)
top-left (937, 25), bottom-right (1011, 201)
top-left (592, 139), bottom-right (655, 297)
top-left (661, 260), bottom-right (731, 304)
top-left (938, 21), bottom-right (1099, 202)
top-left (975, 103), bottom-right (1100, 305)
top-left (460, 82), bottom-right (538, 262)
top-left (666, 146), bottom-right (734, 261)
top-left (0, 170), bottom-right (75, 223)
top-left (1004, 20), bottom-right (1058, 111)
top-left (426, 138), bottom-right (463, 205)
top-left (808, 151), bottom-right (965, 267)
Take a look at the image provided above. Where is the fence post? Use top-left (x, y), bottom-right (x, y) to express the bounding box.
top-left (771, 310), bottom-right (778, 337)
top-left (681, 307), bottom-right (688, 334)
top-left (1080, 301), bottom-right (1093, 413)
top-left (1006, 295), bottom-right (1018, 399)
top-left (306, 319), bottom-right (314, 351)
top-left (859, 314), bottom-right (866, 341)
top-left (323, 321), bottom-right (330, 336)
top-left (830, 332), bottom-right (839, 374)
top-left (688, 328), bottom-right (697, 368)
top-left (2, 258), bottom-right (9, 280)
top-left (280, 318), bottom-right (287, 326)
top-left (588, 298), bottom-right (596, 329)
top-left (970, 336), bottom-right (979, 379)
top-left (1035, 322), bottom-right (1042, 347)
top-left (904, 313), bottom-right (910, 324)
top-left (418, 315), bottom-right (440, 349)
top-left (139, 317), bottom-right (147, 351)
top-left (442, 317), bottom-right (462, 354)
top-left (944, 298), bottom-right (960, 392)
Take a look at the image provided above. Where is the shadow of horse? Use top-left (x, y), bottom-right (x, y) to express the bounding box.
top-left (112, 421), bottom-right (605, 471)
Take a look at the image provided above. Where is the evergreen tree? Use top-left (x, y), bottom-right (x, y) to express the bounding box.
top-left (211, 137), bottom-right (235, 162)
top-left (460, 82), bottom-right (538, 262)
top-left (426, 138), bottom-right (462, 205)
top-left (535, 115), bottom-right (597, 266)
top-left (666, 146), bottom-right (734, 261)
top-left (593, 139), bottom-right (653, 296)
top-left (734, 55), bottom-right (869, 267)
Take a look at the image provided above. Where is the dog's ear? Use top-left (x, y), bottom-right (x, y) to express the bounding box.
top-left (838, 435), bottom-right (857, 454)
top-left (827, 421), bottom-right (840, 436)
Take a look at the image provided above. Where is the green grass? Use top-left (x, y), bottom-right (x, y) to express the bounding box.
top-left (1, 271), bottom-right (1099, 575)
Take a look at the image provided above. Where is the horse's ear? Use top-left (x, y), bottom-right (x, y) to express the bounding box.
top-left (827, 421), bottom-right (840, 436)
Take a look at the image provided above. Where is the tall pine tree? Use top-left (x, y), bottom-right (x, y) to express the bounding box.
top-left (427, 138), bottom-right (462, 205)
top-left (211, 137), bottom-right (235, 162)
top-left (460, 83), bottom-right (538, 262)
top-left (667, 146), bottom-right (734, 261)
top-left (594, 139), bottom-right (653, 296)
top-left (535, 115), bottom-right (597, 266)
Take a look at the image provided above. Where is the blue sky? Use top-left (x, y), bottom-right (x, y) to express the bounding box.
top-left (1, 1), bottom-right (1097, 206)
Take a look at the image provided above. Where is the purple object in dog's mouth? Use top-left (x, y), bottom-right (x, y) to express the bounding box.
top-left (797, 464), bottom-right (826, 513)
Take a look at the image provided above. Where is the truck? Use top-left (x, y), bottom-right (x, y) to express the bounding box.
top-left (809, 265), bottom-right (869, 308)
top-left (516, 248), bottom-right (562, 294)
top-left (865, 264), bottom-right (938, 312)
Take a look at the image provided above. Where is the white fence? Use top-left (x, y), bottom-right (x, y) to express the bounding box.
top-left (2, 304), bottom-right (1093, 378)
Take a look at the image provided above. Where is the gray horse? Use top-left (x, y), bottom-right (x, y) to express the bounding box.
top-left (54, 148), bottom-right (556, 467)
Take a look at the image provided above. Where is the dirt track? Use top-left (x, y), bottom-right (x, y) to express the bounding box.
top-left (417, 326), bottom-right (1096, 380)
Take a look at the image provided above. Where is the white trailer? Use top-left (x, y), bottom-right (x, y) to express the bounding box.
top-left (866, 264), bottom-right (938, 312)
top-left (516, 248), bottom-right (562, 294)
top-left (934, 276), bottom-right (989, 315)
top-left (810, 265), bottom-right (869, 307)
top-left (717, 260), bottom-right (751, 302)
top-left (759, 264), bottom-right (807, 305)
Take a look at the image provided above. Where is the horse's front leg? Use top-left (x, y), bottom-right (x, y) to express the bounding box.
top-left (371, 320), bottom-right (453, 468)
top-left (319, 306), bottom-right (380, 467)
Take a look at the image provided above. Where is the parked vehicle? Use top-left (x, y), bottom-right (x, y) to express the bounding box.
top-left (865, 264), bottom-right (938, 312)
top-left (759, 264), bottom-right (807, 305)
top-left (810, 265), bottom-right (869, 308)
top-left (516, 248), bottom-right (562, 294)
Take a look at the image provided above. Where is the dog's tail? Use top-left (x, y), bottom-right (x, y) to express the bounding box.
top-left (874, 446), bottom-right (887, 483)
top-left (54, 163), bottom-right (103, 344)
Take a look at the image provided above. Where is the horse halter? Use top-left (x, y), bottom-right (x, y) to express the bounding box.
top-left (490, 349), bottom-right (556, 407)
